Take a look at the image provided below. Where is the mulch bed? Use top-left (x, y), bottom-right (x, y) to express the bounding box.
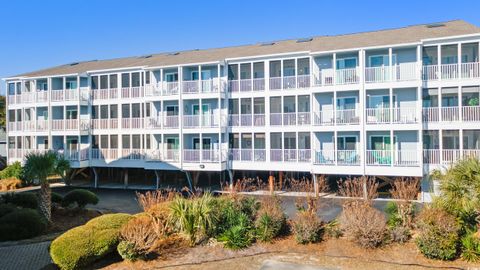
top-left (47, 207), bottom-right (102, 234)
top-left (104, 236), bottom-right (480, 270)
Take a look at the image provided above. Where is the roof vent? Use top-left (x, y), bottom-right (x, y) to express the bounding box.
top-left (296, 37), bottom-right (313, 43)
top-left (426, 23), bottom-right (446, 28)
top-left (69, 62), bottom-right (79, 66)
top-left (260, 42), bottom-right (275, 46)
top-left (167, 52), bottom-right (180, 56)
top-left (139, 55), bottom-right (152, 59)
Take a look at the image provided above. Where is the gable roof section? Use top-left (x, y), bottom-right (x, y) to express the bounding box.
top-left (11, 20), bottom-right (480, 79)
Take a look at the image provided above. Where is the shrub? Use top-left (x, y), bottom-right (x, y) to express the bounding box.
top-left (0, 208), bottom-right (47, 241)
top-left (146, 201), bottom-right (174, 237)
top-left (415, 207), bottom-right (460, 260)
top-left (324, 219), bottom-right (342, 239)
top-left (136, 190), bottom-right (175, 211)
top-left (291, 211), bottom-right (323, 244)
top-left (0, 162), bottom-right (24, 180)
top-left (2, 192), bottom-right (38, 209)
top-left (50, 213), bottom-right (132, 270)
top-left (385, 201), bottom-right (402, 228)
top-left (218, 212), bottom-right (253, 249)
top-left (62, 189), bottom-right (99, 209)
top-left (461, 232), bottom-right (480, 262)
top-left (51, 192), bottom-right (63, 204)
top-left (85, 213), bottom-right (132, 230)
top-left (118, 215), bottom-right (157, 261)
top-left (0, 177), bottom-right (22, 191)
top-left (169, 193), bottom-right (216, 246)
top-left (0, 203), bottom-right (16, 217)
top-left (339, 202), bottom-right (387, 248)
top-left (390, 226), bottom-right (411, 243)
top-left (337, 176), bottom-right (378, 200)
top-left (255, 196), bottom-right (286, 242)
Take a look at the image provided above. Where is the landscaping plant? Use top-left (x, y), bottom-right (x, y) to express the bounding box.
top-left (337, 176), bottom-right (378, 200)
top-left (415, 206), bottom-right (460, 260)
top-left (339, 201), bottom-right (387, 248)
top-left (255, 195), bottom-right (286, 242)
top-left (0, 208), bottom-right (47, 241)
top-left (2, 192), bottom-right (38, 209)
top-left (62, 189), bottom-right (99, 209)
top-left (23, 151), bottom-right (70, 222)
top-left (0, 177), bottom-right (22, 191)
top-left (461, 231), bottom-right (480, 262)
top-left (118, 215), bottom-right (157, 261)
top-left (0, 161), bottom-right (24, 181)
top-left (169, 193), bottom-right (216, 246)
top-left (50, 213), bottom-right (132, 270)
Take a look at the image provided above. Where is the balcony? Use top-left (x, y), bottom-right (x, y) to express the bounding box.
top-left (423, 62), bottom-right (480, 81)
top-left (230, 149), bottom-right (266, 162)
top-left (365, 63), bottom-right (418, 83)
top-left (121, 118), bottom-right (144, 129)
top-left (183, 149), bottom-right (220, 163)
top-left (269, 112), bottom-right (311, 126)
top-left (228, 114), bottom-right (266, 127)
top-left (314, 150), bottom-right (360, 166)
top-left (228, 78), bottom-right (265, 92)
top-left (423, 106), bottom-right (480, 122)
top-left (268, 75), bottom-right (311, 90)
top-left (91, 148), bottom-right (119, 160)
top-left (423, 149), bottom-right (480, 165)
top-left (51, 119), bottom-right (84, 131)
top-left (183, 115), bottom-right (219, 128)
top-left (269, 149), bottom-right (311, 162)
top-left (182, 79), bottom-right (221, 94)
top-left (313, 109), bottom-right (360, 126)
top-left (121, 87), bottom-right (144, 99)
top-left (365, 150), bottom-right (419, 166)
top-left (366, 106), bottom-right (418, 124)
top-left (314, 67), bottom-right (360, 86)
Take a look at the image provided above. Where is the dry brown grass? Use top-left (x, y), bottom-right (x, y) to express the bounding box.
top-left (339, 201), bottom-right (387, 248)
top-left (136, 190), bottom-right (176, 212)
top-left (337, 176), bottom-right (378, 200)
top-left (0, 177), bottom-right (22, 191)
top-left (221, 177), bottom-right (268, 193)
top-left (146, 201), bottom-right (175, 238)
top-left (120, 215), bottom-right (158, 255)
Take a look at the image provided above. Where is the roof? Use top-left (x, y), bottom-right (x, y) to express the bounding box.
top-left (10, 20), bottom-right (480, 79)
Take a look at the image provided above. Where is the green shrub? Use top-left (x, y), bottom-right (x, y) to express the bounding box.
top-left (62, 189), bottom-right (99, 209)
top-left (169, 193), bottom-right (216, 246)
top-left (50, 213), bottom-right (132, 270)
top-left (254, 196), bottom-right (286, 242)
top-left (461, 232), bottom-right (480, 262)
top-left (390, 226), bottom-right (411, 243)
top-left (292, 211), bottom-right (323, 244)
top-left (86, 213), bottom-right (132, 230)
top-left (218, 213), bottom-right (253, 250)
top-left (324, 219), bottom-right (342, 239)
top-left (51, 192), bottom-right (63, 204)
top-left (0, 208), bottom-right (47, 241)
top-left (2, 192), bottom-right (38, 209)
top-left (415, 207), bottom-right (460, 260)
top-left (0, 203), bottom-right (16, 217)
top-left (385, 201), bottom-right (402, 228)
top-left (117, 241), bottom-right (140, 261)
top-left (0, 162), bottom-right (24, 180)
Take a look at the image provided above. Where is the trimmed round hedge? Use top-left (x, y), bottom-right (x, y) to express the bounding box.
top-left (2, 192), bottom-right (38, 209)
top-left (50, 213), bottom-right (132, 270)
top-left (62, 189), bottom-right (99, 209)
top-left (0, 208), bottom-right (47, 241)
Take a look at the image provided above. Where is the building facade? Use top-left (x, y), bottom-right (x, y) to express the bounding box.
top-left (5, 20), bottom-right (480, 197)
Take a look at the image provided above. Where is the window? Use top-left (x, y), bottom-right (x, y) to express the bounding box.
top-left (284, 133), bottom-right (296, 149)
top-left (132, 135), bottom-right (141, 149)
top-left (66, 109), bottom-right (78, 119)
top-left (110, 135), bottom-right (118, 149)
top-left (229, 133), bottom-right (239, 148)
top-left (337, 136), bottom-right (357, 150)
top-left (122, 135), bottom-right (130, 149)
top-left (240, 99), bottom-right (251, 114)
top-left (66, 80), bottom-right (77, 89)
top-left (121, 73), bottom-right (130, 88)
top-left (92, 106), bottom-right (99, 119)
top-left (368, 95), bottom-right (395, 108)
top-left (370, 136), bottom-right (396, 150)
top-left (100, 135), bottom-right (108, 148)
top-left (132, 72), bottom-right (140, 87)
top-left (110, 105), bottom-right (118, 118)
top-left (165, 72), bottom-right (178, 82)
top-left (337, 97), bottom-right (357, 110)
top-left (109, 74), bottom-right (118, 88)
top-left (253, 98), bottom-right (265, 114)
top-left (369, 54), bottom-right (396, 67)
top-left (91, 76), bottom-right (99, 90)
top-left (131, 103), bottom-right (141, 118)
top-left (122, 104), bottom-right (130, 118)
top-left (166, 105), bottom-right (179, 116)
top-left (336, 58), bottom-right (357, 69)
top-left (100, 105), bottom-right (108, 119)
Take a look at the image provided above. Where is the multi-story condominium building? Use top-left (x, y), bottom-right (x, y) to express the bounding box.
top-left (5, 20), bottom-right (480, 199)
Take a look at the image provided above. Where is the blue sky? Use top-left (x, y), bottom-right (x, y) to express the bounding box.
top-left (1, 0), bottom-right (479, 95)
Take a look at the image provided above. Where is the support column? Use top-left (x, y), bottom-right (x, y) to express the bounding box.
top-left (154, 170), bottom-right (160, 190)
top-left (437, 45), bottom-right (442, 81)
top-left (124, 169), bottom-right (128, 189)
top-left (457, 43), bottom-right (462, 79)
top-left (92, 167), bottom-right (98, 188)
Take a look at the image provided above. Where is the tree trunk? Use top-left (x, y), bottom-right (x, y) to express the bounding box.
top-left (39, 181), bottom-right (52, 222)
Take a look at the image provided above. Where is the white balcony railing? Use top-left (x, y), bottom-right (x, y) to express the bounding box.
top-left (51, 90), bottom-right (64, 102)
top-left (366, 108), bottom-right (391, 124)
top-left (422, 63), bottom-right (480, 81)
top-left (336, 109), bottom-right (360, 125)
top-left (335, 68), bottom-right (359, 85)
top-left (36, 120), bottom-right (48, 131)
top-left (121, 118), bottom-right (143, 129)
top-left (164, 115), bottom-right (179, 128)
top-left (392, 107), bottom-right (417, 123)
top-left (461, 62), bottom-right (480, 79)
top-left (314, 150), bottom-right (335, 165)
top-left (253, 114), bottom-right (265, 126)
top-left (182, 81), bottom-right (199, 94)
top-left (121, 149), bottom-right (143, 160)
top-left (366, 150), bottom-right (393, 166)
top-left (183, 115), bottom-right (200, 128)
top-left (270, 149), bottom-right (283, 161)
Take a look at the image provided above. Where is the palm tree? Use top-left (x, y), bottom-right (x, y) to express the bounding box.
top-left (23, 151), bottom-right (70, 222)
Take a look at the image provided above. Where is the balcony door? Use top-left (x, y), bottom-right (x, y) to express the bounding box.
top-left (369, 54), bottom-right (397, 67)
top-left (165, 72), bottom-right (178, 82)
top-left (336, 58), bottom-right (357, 69)
top-left (193, 137), bottom-right (211, 150)
top-left (166, 105), bottom-right (178, 116)
top-left (337, 97), bottom-right (357, 110)
top-left (66, 109), bottom-right (78, 120)
top-left (370, 135), bottom-right (396, 151)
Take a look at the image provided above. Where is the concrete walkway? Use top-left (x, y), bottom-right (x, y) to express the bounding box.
top-left (0, 241), bottom-right (54, 270)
